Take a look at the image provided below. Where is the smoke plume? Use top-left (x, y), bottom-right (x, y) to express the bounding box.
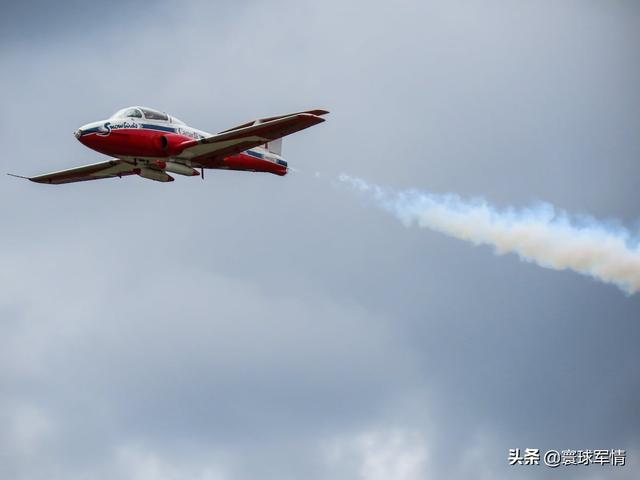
top-left (339, 174), bottom-right (640, 294)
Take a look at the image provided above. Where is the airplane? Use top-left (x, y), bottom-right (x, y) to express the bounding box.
top-left (9, 106), bottom-right (328, 184)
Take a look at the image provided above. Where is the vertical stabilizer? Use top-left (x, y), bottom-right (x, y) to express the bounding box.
top-left (265, 138), bottom-right (283, 156)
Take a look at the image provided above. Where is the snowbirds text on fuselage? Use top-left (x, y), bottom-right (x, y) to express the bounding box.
top-left (13, 106), bottom-right (328, 184)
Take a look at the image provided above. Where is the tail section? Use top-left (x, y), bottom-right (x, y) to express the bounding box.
top-left (265, 137), bottom-right (283, 156)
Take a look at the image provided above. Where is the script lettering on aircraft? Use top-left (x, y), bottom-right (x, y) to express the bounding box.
top-left (176, 127), bottom-right (204, 140)
top-left (97, 121), bottom-right (141, 136)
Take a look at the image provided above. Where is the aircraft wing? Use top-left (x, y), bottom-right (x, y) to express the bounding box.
top-left (179, 110), bottom-right (328, 164)
top-left (17, 159), bottom-right (137, 184)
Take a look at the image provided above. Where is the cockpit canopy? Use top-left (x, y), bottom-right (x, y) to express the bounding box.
top-left (109, 106), bottom-right (185, 125)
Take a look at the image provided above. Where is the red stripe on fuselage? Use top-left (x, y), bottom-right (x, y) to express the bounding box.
top-left (219, 153), bottom-right (287, 176)
top-left (79, 128), bottom-right (193, 158)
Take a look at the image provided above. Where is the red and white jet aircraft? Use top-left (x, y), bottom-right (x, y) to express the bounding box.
top-left (12, 106), bottom-right (328, 184)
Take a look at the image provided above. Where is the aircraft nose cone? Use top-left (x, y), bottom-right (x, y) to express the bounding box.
top-left (74, 129), bottom-right (83, 139)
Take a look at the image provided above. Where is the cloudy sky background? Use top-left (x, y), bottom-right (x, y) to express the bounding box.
top-left (1, 1), bottom-right (639, 479)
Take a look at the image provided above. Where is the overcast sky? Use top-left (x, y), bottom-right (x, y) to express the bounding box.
top-left (1, 1), bottom-right (639, 479)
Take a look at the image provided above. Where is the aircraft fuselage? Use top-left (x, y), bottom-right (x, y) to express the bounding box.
top-left (75, 116), bottom-right (288, 176)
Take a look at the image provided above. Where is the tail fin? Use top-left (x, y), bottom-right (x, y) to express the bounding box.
top-left (265, 138), bottom-right (283, 156)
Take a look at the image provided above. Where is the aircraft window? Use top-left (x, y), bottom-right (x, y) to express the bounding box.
top-left (110, 108), bottom-right (142, 119)
top-left (123, 108), bottom-right (142, 118)
top-left (140, 108), bottom-right (169, 121)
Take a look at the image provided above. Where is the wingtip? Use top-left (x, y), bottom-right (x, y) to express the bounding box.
top-left (303, 109), bottom-right (329, 117)
top-left (299, 113), bottom-right (327, 124)
top-left (7, 173), bottom-right (32, 181)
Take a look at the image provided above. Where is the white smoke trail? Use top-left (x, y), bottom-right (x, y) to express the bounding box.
top-left (338, 174), bottom-right (640, 294)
